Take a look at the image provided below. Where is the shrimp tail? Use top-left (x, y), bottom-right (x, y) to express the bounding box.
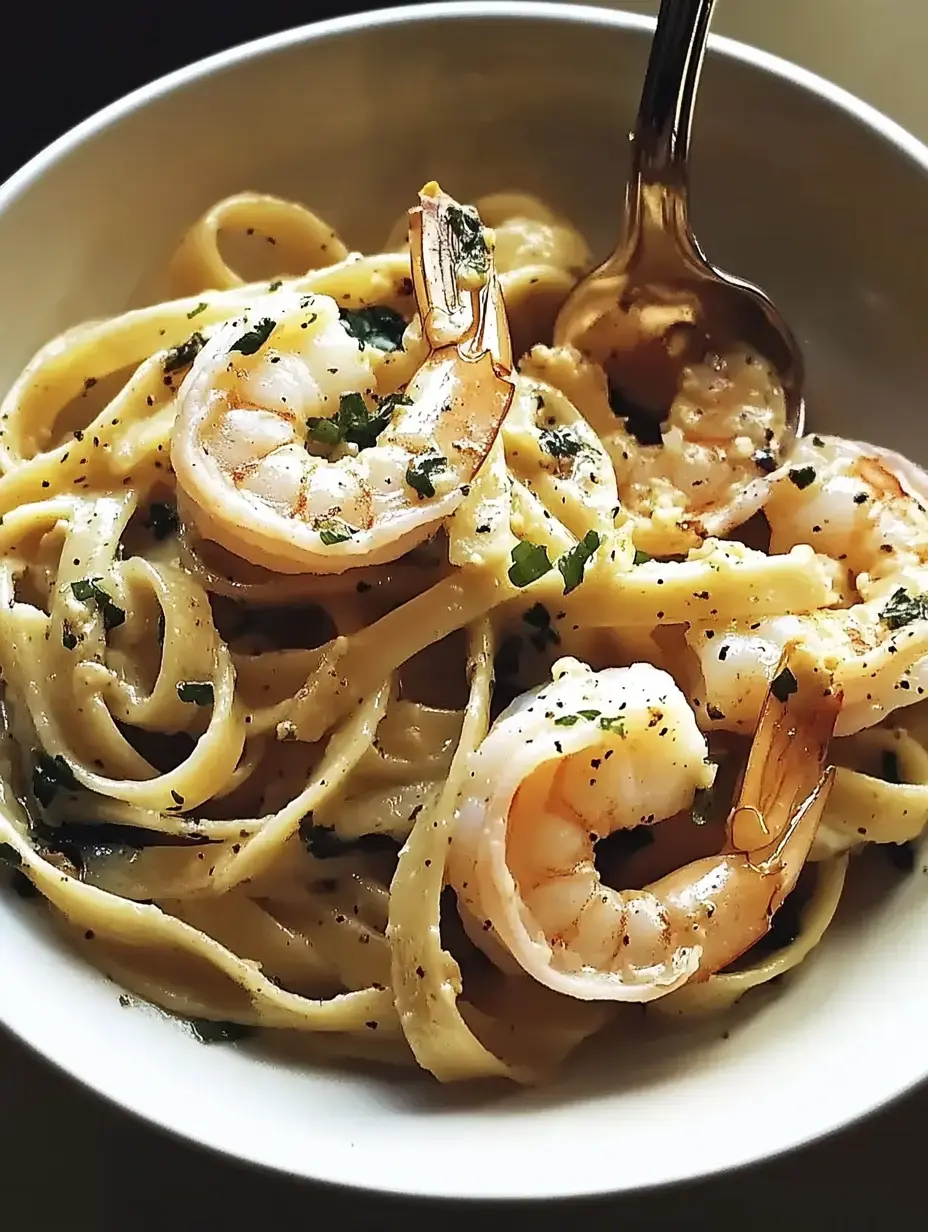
top-left (692, 644), bottom-right (840, 974)
top-left (658, 644), bottom-right (841, 984)
top-left (728, 641), bottom-right (842, 855)
top-left (409, 182), bottom-right (513, 370)
top-left (404, 183), bottom-right (516, 478)
top-left (763, 764), bottom-right (836, 916)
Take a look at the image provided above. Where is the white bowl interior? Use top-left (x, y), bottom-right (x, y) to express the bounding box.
top-left (2, 2), bottom-right (928, 1200)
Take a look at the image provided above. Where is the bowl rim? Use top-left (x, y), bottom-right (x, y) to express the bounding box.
top-left (3, 0), bottom-right (928, 1203)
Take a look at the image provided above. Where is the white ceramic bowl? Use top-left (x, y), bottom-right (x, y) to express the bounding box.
top-left (2, 1), bottom-right (928, 1201)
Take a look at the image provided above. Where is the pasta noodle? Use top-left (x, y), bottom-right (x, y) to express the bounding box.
top-left (0, 183), bottom-right (925, 1083)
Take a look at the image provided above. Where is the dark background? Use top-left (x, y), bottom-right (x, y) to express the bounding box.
top-left (3, 3), bottom-right (927, 1228)
top-left (3, 1), bottom-right (384, 184)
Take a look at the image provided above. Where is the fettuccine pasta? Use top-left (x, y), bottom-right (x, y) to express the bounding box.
top-left (0, 183), bottom-right (924, 1082)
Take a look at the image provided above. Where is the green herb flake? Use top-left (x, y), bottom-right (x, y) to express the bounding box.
top-left (186, 302), bottom-right (208, 319)
top-left (317, 518), bottom-right (356, 546)
top-left (0, 842), bottom-right (23, 870)
top-left (229, 317), bottom-right (276, 356)
top-left (508, 541), bottom-right (553, 588)
top-left (32, 752), bottom-right (80, 808)
top-left (557, 530), bottom-right (601, 595)
top-left (337, 391), bottom-right (396, 450)
top-left (633, 548), bottom-right (652, 565)
top-left (307, 417), bottom-right (343, 446)
top-left (770, 667), bottom-right (799, 704)
top-left (553, 715), bottom-right (580, 727)
top-left (102, 602), bottom-right (126, 631)
top-left (145, 501), bottom-right (179, 541)
top-left (267, 280), bottom-right (283, 292)
top-left (578, 709), bottom-right (601, 721)
top-left (598, 715), bottom-right (625, 735)
top-left (788, 466), bottom-right (817, 490)
top-left (406, 453), bottom-right (447, 500)
top-left (338, 306), bottom-right (407, 352)
top-left (446, 203), bottom-right (489, 278)
top-left (308, 391), bottom-right (407, 453)
top-left (539, 427), bottom-right (583, 459)
top-left (879, 587), bottom-right (928, 631)
top-left (70, 577), bottom-right (124, 633)
top-left (71, 578), bottom-right (105, 603)
top-left (176, 681), bottom-right (214, 706)
top-left (61, 620), bottom-right (78, 651)
top-left (163, 332), bottom-right (206, 373)
top-left (188, 1018), bottom-right (253, 1044)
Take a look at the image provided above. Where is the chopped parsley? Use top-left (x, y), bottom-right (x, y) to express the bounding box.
top-left (61, 620), bottom-right (78, 651)
top-left (307, 391), bottom-right (408, 452)
top-left (788, 466), bottom-right (817, 490)
top-left (307, 417), bottom-right (341, 446)
top-left (71, 578), bottom-right (107, 603)
top-left (70, 578), bottom-right (125, 632)
top-left (186, 302), bottom-right (208, 319)
top-left (229, 317), bottom-right (276, 356)
top-left (299, 817), bottom-right (398, 859)
top-left (145, 501), bottom-right (179, 541)
top-left (552, 710), bottom-right (623, 734)
top-left (338, 305), bottom-right (407, 352)
top-left (446, 203), bottom-right (489, 278)
top-left (317, 518), bottom-right (355, 546)
top-left (633, 548), bottom-right (652, 565)
top-left (101, 603), bottom-right (125, 632)
top-left (523, 603), bottom-right (560, 651)
top-left (557, 530), bottom-right (601, 595)
top-left (406, 453), bottom-right (447, 499)
top-left (268, 280), bottom-right (283, 292)
top-left (770, 666), bottom-right (799, 704)
top-left (163, 332), bottom-right (205, 373)
top-left (508, 541), bottom-right (553, 588)
top-left (337, 392), bottom-right (380, 447)
top-left (33, 753), bottom-right (80, 807)
top-left (879, 587), bottom-right (928, 631)
top-left (176, 681), bottom-right (214, 706)
top-left (539, 426), bottom-right (583, 459)
top-left (188, 1019), bottom-right (254, 1044)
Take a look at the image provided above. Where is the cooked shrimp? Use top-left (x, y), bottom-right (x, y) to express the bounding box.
top-left (171, 183), bottom-right (515, 574)
top-left (523, 342), bottom-right (788, 556)
top-left (448, 650), bottom-right (838, 1002)
top-left (688, 435), bottom-right (928, 735)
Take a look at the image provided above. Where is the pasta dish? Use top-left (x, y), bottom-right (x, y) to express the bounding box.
top-left (0, 181), bottom-right (924, 1082)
